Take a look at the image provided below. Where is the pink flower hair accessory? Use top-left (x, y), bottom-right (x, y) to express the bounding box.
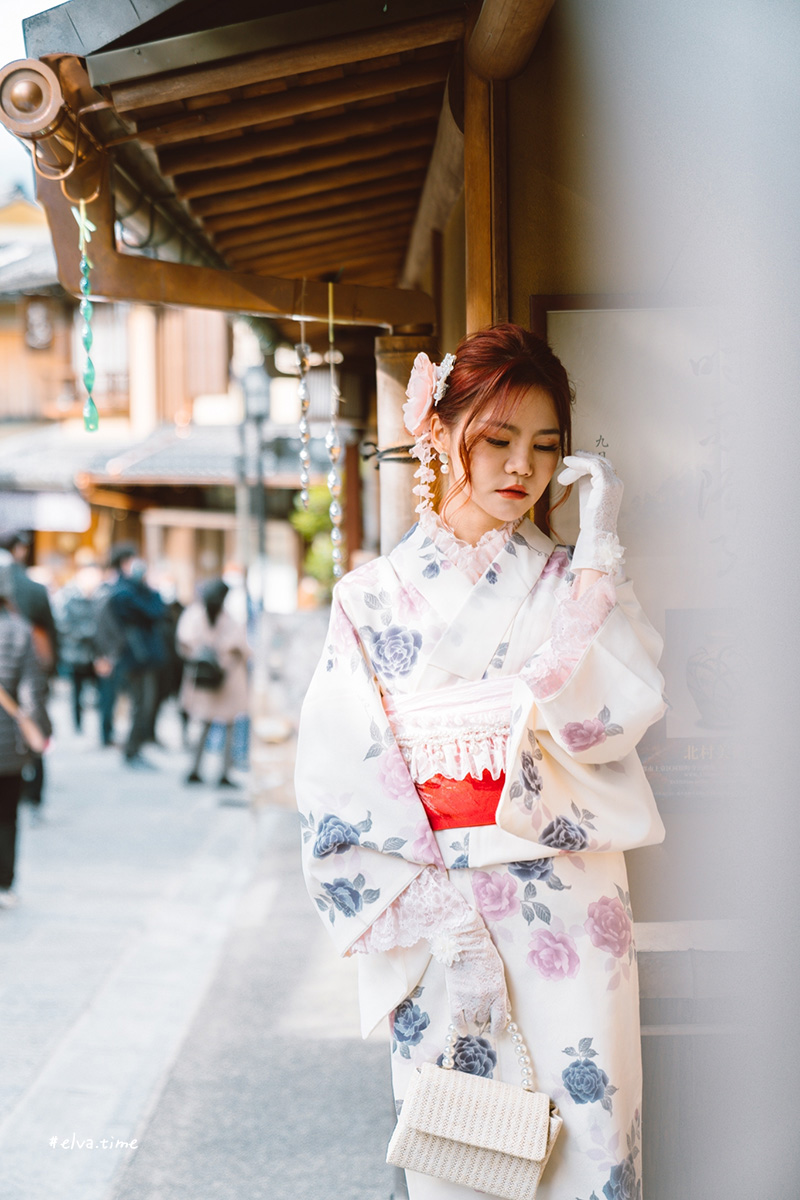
top-left (403, 351), bottom-right (456, 514)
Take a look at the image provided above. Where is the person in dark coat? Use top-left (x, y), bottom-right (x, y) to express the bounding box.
top-left (108, 556), bottom-right (166, 768)
top-left (2, 532), bottom-right (56, 810)
top-left (0, 552), bottom-right (51, 907)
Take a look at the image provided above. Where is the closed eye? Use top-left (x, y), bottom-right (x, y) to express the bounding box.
top-left (534, 444), bottom-right (560, 453)
top-left (485, 437), bottom-right (509, 448)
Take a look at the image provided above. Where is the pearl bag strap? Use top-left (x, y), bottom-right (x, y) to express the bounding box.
top-left (441, 1012), bottom-right (538, 1092)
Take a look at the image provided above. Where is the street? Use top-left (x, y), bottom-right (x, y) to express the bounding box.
top-left (0, 644), bottom-right (399, 1200)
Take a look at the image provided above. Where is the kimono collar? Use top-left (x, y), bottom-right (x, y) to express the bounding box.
top-left (389, 515), bottom-right (556, 683)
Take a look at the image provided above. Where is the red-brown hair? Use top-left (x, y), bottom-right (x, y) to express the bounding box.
top-left (434, 323), bottom-right (574, 532)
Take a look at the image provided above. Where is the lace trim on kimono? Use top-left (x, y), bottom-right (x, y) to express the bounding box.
top-left (418, 508), bottom-right (521, 585)
top-left (350, 866), bottom-right (473, 955)
top-left (385, 676), bottom-right (515, 785)
top-left (395, 722), bottom-right (509, 785)
top-left (520, 574), bottom-right (617, 700)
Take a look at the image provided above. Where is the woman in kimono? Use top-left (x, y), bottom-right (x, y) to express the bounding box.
top-left (295, 324), bottom-right (665, 1200)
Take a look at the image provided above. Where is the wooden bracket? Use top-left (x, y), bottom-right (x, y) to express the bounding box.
top-left (36, 158), bottom-right (436, 332)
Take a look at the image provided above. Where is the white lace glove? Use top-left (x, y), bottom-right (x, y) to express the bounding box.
top-left (557, 451), bottom-right (625, 574)
top-left (431, 908), bottom-right (511, 1035)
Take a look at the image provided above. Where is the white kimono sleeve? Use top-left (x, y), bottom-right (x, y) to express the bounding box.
top-left (295, 587), bottom-right (443, 959)
top-left (496, 573), bottom-right (666, 853)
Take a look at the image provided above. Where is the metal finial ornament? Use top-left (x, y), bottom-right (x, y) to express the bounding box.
top-left (325, 281), bottom-right (343, 579)
top-left (71, 200), bottom-right (98, 431)
top-left (296, 322), bottom-right (311, 509)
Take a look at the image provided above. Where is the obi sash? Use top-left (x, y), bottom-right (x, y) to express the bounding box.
top-left (415, 770), bottom-right (507, 831)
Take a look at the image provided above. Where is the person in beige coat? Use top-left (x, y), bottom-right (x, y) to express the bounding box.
top-left (176, 579), bottom-right (250, 786)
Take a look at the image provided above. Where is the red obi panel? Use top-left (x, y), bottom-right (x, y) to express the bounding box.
top-left (416, 771), bottom-right (506, 831)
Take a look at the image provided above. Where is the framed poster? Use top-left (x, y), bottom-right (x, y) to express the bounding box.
top-left (531, 295), bottom-right (736, 807)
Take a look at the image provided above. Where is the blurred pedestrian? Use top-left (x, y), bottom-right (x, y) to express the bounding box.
top-left (146, 598), bottom-right (185, 748)
top-left (108, 555), bottom-right (166, 769)
top-left (2, 531), bottom-right (57, 811)
top-left (54, 553), bottom-right (103, 733)
top-left (0, 552), bottom-right (51, 908)
top-left (93, 543), bottom-right (136, 747)
top-left (177, 579), bottom-right (249, 787)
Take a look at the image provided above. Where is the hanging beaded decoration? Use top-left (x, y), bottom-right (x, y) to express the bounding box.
top-left (325, 281), bottom-right (344, 579)
top-left (295, 322), bottom-right (311, 509)
top-left (71, 200), bottom-right (99, 431)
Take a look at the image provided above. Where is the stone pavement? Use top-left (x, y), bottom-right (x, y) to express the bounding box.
top-left (0, 615), bottom-right (401, 1200)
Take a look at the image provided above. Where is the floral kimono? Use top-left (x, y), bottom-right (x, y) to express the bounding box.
top-left (295, 508), bottom-right (666, 1200)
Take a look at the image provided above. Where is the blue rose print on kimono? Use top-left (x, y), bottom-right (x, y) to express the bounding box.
top-left (314, 872), bottom-right (381, 924)
top-left (311, 813), bottom-right (365, 858)
top-left (509, 858), bottom-right (570, 892)
top-left (576, 1110), bottom-right (642, 1199)
top-left (365, 623), bottom-right (422, 680)
top-left (508, 730), bottom-right (544, 812)
top-left (560, 705), bottom-right (624, 753)
top-left (561, 1037), bottom-right (617, 1114)
top-left (539, 814), bottom-right (590, 852)
top-left (391, 987), bottom-right (430, 1059)
top-left (436, 1035), bottom-right (497, 1078)
top-left (300, 809), bottom-right (375, 857)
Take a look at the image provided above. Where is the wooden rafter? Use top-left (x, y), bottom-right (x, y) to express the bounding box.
top-left (221, 200), bottom-right (419, 262)
top-left (134, 55), bottom-right (453, 147)
top-left (190, 151), bottom-right (431, 218)
top-left (158, 92), bottom-right (442, 176)
top-left (174, 124), bottom-right (437, 199)
top-left (110, 12), bottom-right (465, 112)
top-left (211, 185), bottom-right (423, 247)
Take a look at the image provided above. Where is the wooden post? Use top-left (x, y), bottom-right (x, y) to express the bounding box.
top-left (464, 8), bottom-right (510, 333)
top-left (374, 334), bottom-right (438, 554)
top-left (464, 12), bottom-right (493, 334)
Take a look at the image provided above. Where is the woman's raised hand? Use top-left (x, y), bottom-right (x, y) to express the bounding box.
top-left (557, 451), bottom-right (625, 574)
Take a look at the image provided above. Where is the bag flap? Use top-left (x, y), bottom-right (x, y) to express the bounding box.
top-left (404, 1063), bottom-right (552, 1162)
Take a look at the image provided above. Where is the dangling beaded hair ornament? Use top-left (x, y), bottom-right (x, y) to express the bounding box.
top-left (403, 351), bottom-right (456, 514)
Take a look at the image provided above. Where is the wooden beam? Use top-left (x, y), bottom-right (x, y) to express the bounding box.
top-left (223, 204), bottom-right (417, 263)
top-left (464, 10), bottom-right (493, 332)
top-left (191, 152), bottom-right (430, 220)
top-left (36, 164), bottom-right (435, 330)
top-left (175, 124), bottom-right (437, 200)
top-left (136, 56), bottom-right (452, 147)
top-left (158, 93), bottom-right (442, 177)
top-left (467, 0), bottom-right (555, 80)
top-left (214, 189), bottom-right (422, 251)
top-left (111, 12), bottom-right (465, 113)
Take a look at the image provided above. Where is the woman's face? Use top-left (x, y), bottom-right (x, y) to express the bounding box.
top-left (430, 385), bottom-right (562, 539)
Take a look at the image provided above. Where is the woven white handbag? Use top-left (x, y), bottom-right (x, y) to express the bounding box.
top-left (386, 1020), bottom-right (562, 1200)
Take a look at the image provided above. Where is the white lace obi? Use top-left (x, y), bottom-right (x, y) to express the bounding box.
top-left (383, 676), bottom-right (517, 785)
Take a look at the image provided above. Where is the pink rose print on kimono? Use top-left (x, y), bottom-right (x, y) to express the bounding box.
top-left (585, 885), bottom-right (636, 991)
top-left (365, 623), bottom-right (422, 680)
top-left (471, 870), bottom-right (520, 922)
top-left (527, 928), bottom-right (581, 980)
top-left (560, 706), bottom-right (624, 753)
top-left (411, 820), bottom-right (445, 869)
top-left (377, 745), bottom-right (419, 807)
top-left (541, 547), bottom-right (571, 579)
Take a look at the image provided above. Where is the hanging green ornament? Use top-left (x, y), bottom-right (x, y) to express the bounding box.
top-left (71, 200), bottom-right (99, 432)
